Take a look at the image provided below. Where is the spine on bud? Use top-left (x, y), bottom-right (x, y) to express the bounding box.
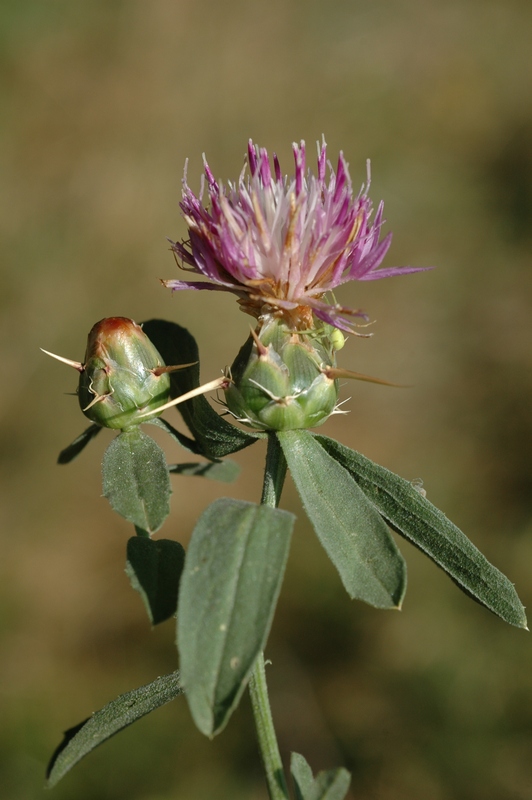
top-left (224, 319), bottom-right (340, 431)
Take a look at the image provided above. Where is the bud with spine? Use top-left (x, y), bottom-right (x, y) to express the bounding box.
top-left (225, 318), bottom-right (342, 431)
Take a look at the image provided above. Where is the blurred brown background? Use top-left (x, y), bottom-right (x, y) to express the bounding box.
top-left (2, 1), bottom-right (532, 798)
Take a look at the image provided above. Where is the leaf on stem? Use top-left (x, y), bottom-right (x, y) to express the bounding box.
top-left (57, 424), bottom-right (102, 464)
top-left (126, 536), bottom-right (185, 625)
top-left (315, 434), bottom-right (527, 629)
top-left (146, 416), bottom-right (204, 455)
top-left (102, 428), bottom-right (171, 534)
top-left (277, 430), bottom-right (406, 609)
top-left (178, 498), bottom-right (294, 736)
top-left (168, 459), bottom-right (240, 482)
top-left (291, 753), bottom-right (351, 800)
top-left (142, 319), bottom-right (261, 458)
top-left (46, 671), bottom-right (183, 787)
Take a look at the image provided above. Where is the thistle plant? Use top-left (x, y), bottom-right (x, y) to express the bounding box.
top-left (44, 140), bottom-right (526, 800)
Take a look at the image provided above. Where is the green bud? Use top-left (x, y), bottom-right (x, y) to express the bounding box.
top-left (79, 318), bottom-right (171, 430)
top-left (224, 319), bottom-right (340, 431)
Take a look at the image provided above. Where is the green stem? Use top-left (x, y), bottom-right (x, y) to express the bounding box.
top-left (249, 433), bottom-right (290, 800)
top-left (249, 652), bottom-right (289, 800)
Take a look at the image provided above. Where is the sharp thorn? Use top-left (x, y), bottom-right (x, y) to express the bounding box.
top-left (40, 348), bottom-right (84, 372)
top-left (137, 376), bottom-right (229, 419)
top-left (151, 362), bottom-right (198, 376)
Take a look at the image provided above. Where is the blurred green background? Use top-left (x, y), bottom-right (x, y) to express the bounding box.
top-left (2, 1), bottom-right (532, 798)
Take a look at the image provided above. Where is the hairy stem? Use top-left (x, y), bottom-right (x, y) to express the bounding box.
top-left (248, 433), bottom-right (289, 800)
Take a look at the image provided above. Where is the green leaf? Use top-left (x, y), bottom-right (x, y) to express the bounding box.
top-left (147, 420), bottom-right (242, 483)
top-left (315, 434), bottom-right (528, 629)
top-left (102, 428), bottom-right (171, 534)
top-left (310, 770), bottom-right (352, 800)
top-left (277, 430), bottom-right (406, 609)
top-left (57, 424), bottom-right (102, 464)
top-left (46, 671), bottom-right (183, 787)
top-left (291, 753), bottom-right (314, 800)
top-left (168, 459), bottom-right (240, 482)
top-left (178, 498), bottom-right (294, 736)
top-left (126, 537), bottom-right (185, 625)
top-left (146, 416), bottom-right (204, 456)
top-left (291, 753), bottom-right (351, 800)
top-left (142, 319), bottom-right (261, 458)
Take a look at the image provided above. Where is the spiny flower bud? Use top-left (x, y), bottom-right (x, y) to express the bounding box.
top-left (78, 318), bottom-right (172, 430)
top-left (42, 318), bottom-right (228, 432)
top-left (225, 319), bottom-right (341, 431)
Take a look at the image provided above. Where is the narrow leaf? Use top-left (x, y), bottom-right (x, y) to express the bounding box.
top-left (178, 498), bottom-right (294, 736)
top-left (310, 769), bottom-right (352, 800)
top-left (291, 753), bottom-right (314, 800)
top-left (58, 424), bottom-right (102, 464)
top-left (142, 319), bottom-right (261, 458)
top-left (291, 753), bottom-right (351, 800)
top-left (102, 429), bottom-right (171, 534)
top-left (315, 434), bottom-right (527, 629)
top-left (126, 537), bottom-right (185, 625)
top-left (168, 460), bottom-right (240, 482)
top-left (46, 671), bottom-right (183, 787)
top-left (278, 430), bottom-right (406, 609)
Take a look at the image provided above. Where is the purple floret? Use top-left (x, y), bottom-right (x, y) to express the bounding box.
top-left (164, 139), bottom-right (430, 332)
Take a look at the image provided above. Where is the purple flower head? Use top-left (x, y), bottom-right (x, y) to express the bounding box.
top-left (164, 139), bottom-right (429, 333)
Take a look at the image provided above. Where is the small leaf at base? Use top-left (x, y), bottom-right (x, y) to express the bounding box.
top-left (291, 752), bottom-right (351, 800)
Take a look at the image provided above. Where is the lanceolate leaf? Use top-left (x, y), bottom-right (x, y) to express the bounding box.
top-left (291, 753), bottom-right (314, 800)
top-left (178, 498), bottom-right (294, 736)
top-left (102, 428), bottom-right (171, 534)
top-left (142, 319), bottom-right (260, 458)
top-left (315, 434), bottom-right (527, 629)
top-left (309, 769), bottom-right (352, 800)
top-left (46, 671), bottom-right (183, 787)
top-left (126, 537), bottom-right (185, 625)
top-left (291, 752), bottom-right (351, 800)
top-left (278, 430), bottom-right (406, 609)
top-left (57, 424), bottom-right (102, 464)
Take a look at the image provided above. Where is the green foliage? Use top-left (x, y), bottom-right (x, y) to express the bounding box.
top-left (125, 536), bottom-right (185, 625)
top-left (46, 671), bottom-right (183, 788)
top-left (146, 415), bottom-right (205, 456)
top-left (57, 423), bottom-right (102, 464)
top-left (102, 428), bottom-right (171, 535)
top-left (142, 319), bottom-right (261, 457)
top-left (147, 418), bottom-right (242, 480)
top-left (315, 434), bottom-right (527, 629)
top-left (178, 498), bottom-right (294, 736)
top-left (278, 430), bottom-right (406, 609)
top-left (168, 459), bottom-right (240, 482)
top-left (291, 753), bottom-right (351, 800)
